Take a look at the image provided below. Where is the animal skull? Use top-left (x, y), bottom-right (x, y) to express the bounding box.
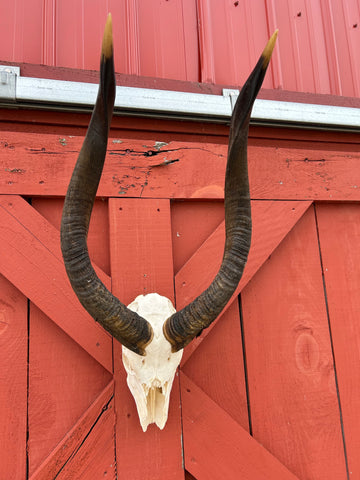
top-left (123, 294), bottom-right (183, 431)
top-left (60, 14), bottom-right (277, 430)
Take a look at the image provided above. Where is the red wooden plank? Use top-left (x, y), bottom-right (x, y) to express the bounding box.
top-left (29, 381), bottom-right (114, 480)
top-left (316, 203), bottom-right (360, 477)
top-left (241, 207), bottom-right (347, 479)
top-left (178, 200), bottom-right (311, 364)
top-left (109, 198), bottom-right (175, 304)
top-left (1, 132), bottom-right (360, 200)
top-left (54, 397), bottom-right (116, 479)
top-left (109, 198), bottom-right (184, 480)
top-left (182, 301), bottom-right (249, 430)
top-left (32, 198), bottom-right (111, 275)
top-left (0, 274), bottom-right (27, 480)
top-left (171, 200), bottom-right (224, 275)
top-left (181, 373), bottom-right (299, 480)
top-left (2, 106), bottom-right (360, 137)
top-left (28, 304), bottom-right (112, 474)
top-left (0, 195), bottom-right (112, 372)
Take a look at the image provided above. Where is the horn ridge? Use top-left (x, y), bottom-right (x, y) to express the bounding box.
top-left (61, 15), bottom-right (153, 356)
top-left (163, 32), bottom-right (278, 352)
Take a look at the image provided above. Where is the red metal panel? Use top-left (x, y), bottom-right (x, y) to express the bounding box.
top-left (0, 0), bottom-right (199, 80)
top-left (0, 0), bottom-right (359, 97)
top-left (119, 0), bottom-right (199, 80)
top-left (266, 0), bottom-right (333, 94)
top-left (325, 0), bottom-right (360, 97)
top-left (0, 0), bottom-right (43, 64)
top-left (197, 0), bottom-right (274, 87)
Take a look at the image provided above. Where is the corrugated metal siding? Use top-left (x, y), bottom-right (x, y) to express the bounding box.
top-left (0, 0), bottom-right (359, 97)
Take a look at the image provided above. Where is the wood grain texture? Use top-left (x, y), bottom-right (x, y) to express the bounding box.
top-left (0, 275), bottom-right (27, 480)
top-left (109, 198), bottom-right (184, 480)
top-left (30, 381), bottom-right (114, 480)
top-left (0, 195), bottom-right (112, 372)
top-left (54, 397), bottom-right (116, 480)
top-left (0, 132), bottom-right (359, 200)
top-left (178, 200), bottom-right (311, 364)
top-left (241, 207), bottom-right (347, 479)
top-left (181, 373), bottom-right (299, 480)
top-left (182, 301), bottom-right (249, 430)
top-left (316, 203), bottom-right (360, 477)
top-left (28, 304), bottom-right (112, 475)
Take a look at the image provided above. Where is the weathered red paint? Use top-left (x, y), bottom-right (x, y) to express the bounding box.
top-left (0, 115), bottom-right (359, 478)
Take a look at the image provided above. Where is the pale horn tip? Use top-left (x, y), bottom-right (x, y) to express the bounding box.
top-left (262, 29), bottom-right (278, 68)
top-left (102, 13), bottom-right (113, 59)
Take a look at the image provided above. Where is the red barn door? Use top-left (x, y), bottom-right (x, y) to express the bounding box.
top-left (0, 116), bottom-right (359, 479)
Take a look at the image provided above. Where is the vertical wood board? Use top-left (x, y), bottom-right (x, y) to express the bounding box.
top-left (241, 207), bottom-right (347, 479)
top-left (109, 198), bottom-right (184, 480)
top-left (316, 203), bottom-right (360, 478)
top-left (182, 301), bottom-right (249, 430)
top-left (0, 275), bottom-right (27, 480)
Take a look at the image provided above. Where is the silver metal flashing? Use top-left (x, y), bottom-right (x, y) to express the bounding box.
top-left (1, 65), bottom-right (360, 132)
top-left (0, 66), bottom-right (20, 102)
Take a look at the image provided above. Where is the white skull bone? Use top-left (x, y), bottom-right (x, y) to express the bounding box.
top-left (122, 293), bottom-right (183, 432)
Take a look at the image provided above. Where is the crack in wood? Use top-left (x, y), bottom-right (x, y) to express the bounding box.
top-left (108, 145), bottom-right (222, 159)
top-left (53, 395), bottom-right (114, 479)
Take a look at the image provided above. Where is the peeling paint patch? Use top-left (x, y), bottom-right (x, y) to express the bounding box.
top-left (59, 138), bottom-right (67, 146)
top-left (154, 141), bottom-right (169, 150)
top-left (5, 168), bottom-right (26, 174)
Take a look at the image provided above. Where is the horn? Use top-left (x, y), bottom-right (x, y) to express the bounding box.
top-left (60, 14), bottom-right (153, 356)
top-left (163, 31), bottom-right (278, 352)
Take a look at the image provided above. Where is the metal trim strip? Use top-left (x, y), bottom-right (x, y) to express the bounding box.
top-left (1, 71), bottom-right (360, 131)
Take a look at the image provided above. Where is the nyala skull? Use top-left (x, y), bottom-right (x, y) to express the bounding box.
top-left (60, 14), bottom-right (277, 431)
top-left (123, 294), bottom-right (183, 431)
